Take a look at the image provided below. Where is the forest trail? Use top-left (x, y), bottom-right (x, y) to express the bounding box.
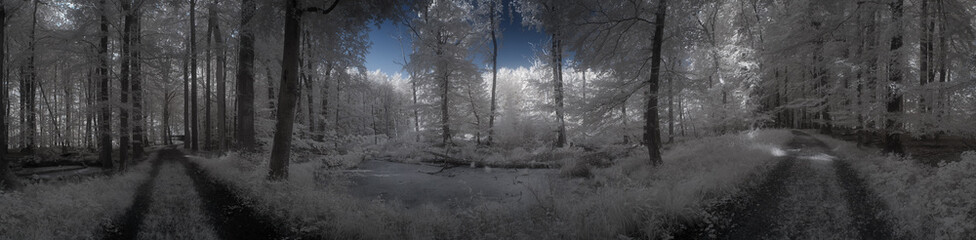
top-left (718, 130), bottom-right (894, 240)
top-left (102, 149), bottom-right (286, 240)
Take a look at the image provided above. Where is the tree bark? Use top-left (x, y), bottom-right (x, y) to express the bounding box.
top-left (0, 1), bottom-right (21, 191)
top-left (98, 0), bottom-right (113, 170)
top-left (132, 6), bottom-right (144, 159)
top-left (183, 52), bottom-right (190, 149)
top-left (268, 0), bottom-right (307, 180)
top-left (487, 0), bottom-right (497, 146)
top-left (644, 0), bottom-right (667, 166)
top-left (190, 0), bottom-right (199, 151)
top-left (883, 0), bottom-right (905, 155)
top-left (212, 1), bottom-right (226, 152)
top-left (552, 33), bottom-right (566, 148)
top-left (205, 4), bottom-right (213, 150)
top-left (119, 0), bottom-right (133, 171)
top-left (24, 0), bottom-right (38, 153)
top-left (667, 66), bottom-right (674, 144)
top-left (235, 0), bottom-right (257, 151)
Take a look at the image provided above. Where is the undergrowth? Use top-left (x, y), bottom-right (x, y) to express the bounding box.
top-left (190, 129), bottom-right (793, 239)
top-left (0, 153), bottom-right (158, 239)
top-left (819, 135), bottom-right (976, 239)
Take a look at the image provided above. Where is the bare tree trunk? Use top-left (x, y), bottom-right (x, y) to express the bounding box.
top-left (487, 0), bottom-right (497, 146)
top-left (190, 0), bottom-right (199, 151)
top-left (235, 0), bottom-right (257, 151)
top-left (98, 0), bottom-right (112, 170)
top-left (132, 6), bottom-right (144, 159)
top-left (213, 1), bottom-right (226, 152)
top-left (668, 68), bottom-right (674, 143)
top-left (183, 53), bottom-right (190, 149)
top-left (644, 0), bottom-right (667, 166)
top-left (269, 0), bottom-right (335, 180)
top-left (205, 4), bottom-right (213, 151)
top-left (919, 0), bottom-right (930, 133)
top-left (119, 0), bottom-right (133, 171)
top-left (883, 0), bottom-right (905, 155)
top-left (552, 32), bottom-right (566, 148)
top-left (24, 0), bottom-right (38, 153)
top-left (267, 65), bottom-right (276, 118)
top-left (0, 2), bottom-right (21, 191)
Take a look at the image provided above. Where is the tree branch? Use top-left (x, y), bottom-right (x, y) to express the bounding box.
top-left (304, 0), bottom-right (340, 15)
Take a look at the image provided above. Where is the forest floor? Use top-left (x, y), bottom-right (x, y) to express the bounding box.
top-left (100, 148), bottom-right (285, 240)
top-left (710, 130), bottom-right (895, 240)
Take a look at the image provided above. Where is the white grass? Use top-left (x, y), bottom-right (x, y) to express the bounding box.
top-left (0, 154), bottom-right (158, 239)
top-left (189, 129), bottom-right (794, 239)
top-left (816, 134), bottom-right (976, 239)
top-left (136, 162), bottom-right (219, 240)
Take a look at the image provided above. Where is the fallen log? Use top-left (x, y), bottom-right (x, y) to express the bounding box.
top-left (421, 151), bottom-right (556, 169)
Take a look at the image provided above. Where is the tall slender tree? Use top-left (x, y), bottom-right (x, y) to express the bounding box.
top-left (24, 0), bottom-right (38, 153)
top-left (644, 0), bottom-right (667, 166)
top-left (214, 0), bottom-right (227, 152)
top-left (235, 0), bottom-right (257, 151)
top-left (119, 0), bottom-right (133, 171)
top-left (883, 0), bottom-right (905, 155)
top-left (98, 0), bottom-right (113, 170)
top-left (0, 1), bottom-right (21, 191)
top-left (132, 2), bottom-right (144, 159)
top-left (190, 0), bottom-right (199, 151)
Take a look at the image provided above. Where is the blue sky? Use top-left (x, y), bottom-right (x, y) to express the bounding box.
top-left (364, 5), bottom-right (548, 77)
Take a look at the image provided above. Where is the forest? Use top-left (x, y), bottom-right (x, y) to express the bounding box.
top-left (1, 0), bottom-right (975, 239)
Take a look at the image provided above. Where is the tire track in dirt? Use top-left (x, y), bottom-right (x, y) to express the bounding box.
top-left (178, 152), bottom-right (292, 240)
top-left (103, 149), bottom-right (292, 240)
top-left (102, 151), bottom-right (167, 240)
top-left (683, 130), bottom-right (896, 240)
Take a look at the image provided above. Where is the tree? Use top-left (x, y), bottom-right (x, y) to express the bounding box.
top-left (215, 4), bottom-right (226, 152)
top-left (268, 0), bottom-right (341, 180)
top-left (643, 0), bottom-right (667, 166)
top-left (269, 0), bottom-right (397, 180)
top-left (22, 0), bottom-right (38, 154)
top-left (883, 0), bottom-right (905, 155)
top-left (99, 0), bottom-right (112, 170)
top-left (132, 4), bottom-right (144, 159)
top-left (190, 0), bottom-right (199, 151)
top-left (235, 0), bottom-right (257, 151)
top-left (0, 1), bottom-right (22, 191)
top-left (406, 0), bottom-right (480, 146)
top-left (480, 0), bottom-right (501, 146)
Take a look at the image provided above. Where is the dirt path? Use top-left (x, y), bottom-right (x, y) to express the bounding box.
top-left (102, 149), bottom-right (288, 240)
top-left (708, 130), bottom-right (894, 240)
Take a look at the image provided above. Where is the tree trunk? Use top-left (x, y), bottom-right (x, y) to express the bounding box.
top-left (205, 4), bottom-right (213, 151)
top-left (132, 7), bottom-right (144, 159)
top-left (24, 0), bottom-right (38, 153)
top-left (98, 0), bottom-right (112, 170)
top-left (119, 0), bottom-right (132, 171)
top-left (267, 65), bottom-right (276, 118)
top-left (0, 1), bottom-right (21, 191)
top-left (183, 53), bottom-right (190, 149)
top-left (883, 0), bottom-right (905, 155)
top-left (919, 0), bottom-right (930, 132)
top-left (552, 33), bottom-right (566, 148)
top-left (213, 1), bottom-right (226, 152)
top-left (487, 0), bottom-right (497, 146)
top-left (235, 0), bottom-right (257, 151)
top-left (441, 71), bottom-right (451, 146)
top-left (190, 0), bottom-right (199, 151)
top-left (644, 0), bottom-right (667, 166)
top-left (268, 0), bottom-right (306, 180)
top-left (668, 68), bottom-right (674, 143)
